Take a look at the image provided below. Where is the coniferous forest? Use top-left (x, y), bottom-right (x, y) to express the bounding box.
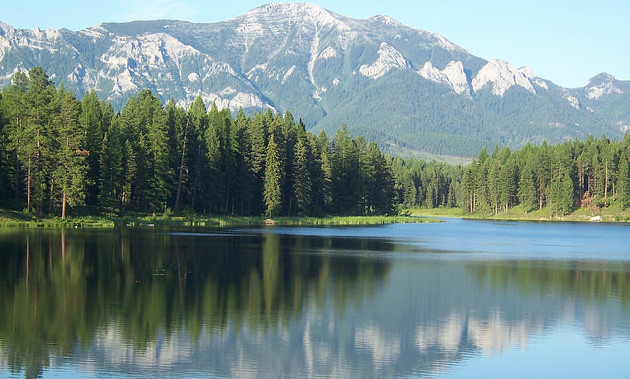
top-left (1, 67), bottom-right (629, 220)
top-left (0, 68), bottom-right (397, 218)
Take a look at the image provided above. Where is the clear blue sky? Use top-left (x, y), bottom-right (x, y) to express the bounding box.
top-left (1, 0), bottom-right (628, 88)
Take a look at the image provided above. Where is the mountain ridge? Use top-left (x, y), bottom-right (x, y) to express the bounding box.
top-left (0, 2), bottom-right (628, 158)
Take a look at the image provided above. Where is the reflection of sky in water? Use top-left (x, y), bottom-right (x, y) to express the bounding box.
top-left (242, 218), bottom-right (630, 261)
top-left (2, 220), bottom-right (630, 378)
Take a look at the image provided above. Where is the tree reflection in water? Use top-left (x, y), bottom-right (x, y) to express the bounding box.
top-left (0, 227), bottom-right (628, 378)
top-left (0, 228), bottom-right (391, 377)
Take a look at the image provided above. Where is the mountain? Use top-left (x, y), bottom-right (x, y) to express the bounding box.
top-left (0, 3), bottom-right (628, 158)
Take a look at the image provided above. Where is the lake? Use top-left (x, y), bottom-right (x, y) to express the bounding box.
top-left (0, 218), bottom-right (629, 378)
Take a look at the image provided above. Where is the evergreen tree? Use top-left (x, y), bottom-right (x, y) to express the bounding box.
top-left (20, 68), bottom-right (56, 212)
top-left (550, 172), bottom-right (574, 215)
top-left (1, 71), bottom-right (29, 201)
top-left (518, 163), bottom-right (537, 210)
top-left (187, 96), bottom-right (209, 212)
top-left (330, 125), bottom-right (360, 215)
top-left (79, 90), bottom-right (107, 205)
top-left (499, 158), bottom-right (518, 212)
top-left (248, 112), bottom-right (268, 215)
top-left (264, 134), bottom-right (283, 217)
top-left (98, 120), bottom-right (124, 212)
top-left (50, 88), bottom-right (88, 218)
top-left (292, 137), bottom-right (313, 216)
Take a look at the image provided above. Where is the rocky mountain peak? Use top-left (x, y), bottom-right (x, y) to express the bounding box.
top-left (240, 2), bottom-right (350, 30)
top-left (585, 73), bottom-right (623, 100)
top-left (472, 59), bottom-right (536, 96)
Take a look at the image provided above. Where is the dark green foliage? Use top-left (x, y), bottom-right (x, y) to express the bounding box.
top-left (0, 68), bottom-right (399, 217)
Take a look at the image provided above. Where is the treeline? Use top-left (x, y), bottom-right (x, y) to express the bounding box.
top-left (385, 135), bottom-right (630, 217)
top-left (0, 68), bottom-right (396, 218)
top-left (461, 135), bottom-right (630, 215)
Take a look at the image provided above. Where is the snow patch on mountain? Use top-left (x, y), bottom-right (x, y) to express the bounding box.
top-left (585, 74), bottom-right (623, 100)
top-left (419, 61), bottom-right (470, 95)
top-left (359, 42), bottom-right (411, 79)
top-left (472, 59), bottom-right (536, 96)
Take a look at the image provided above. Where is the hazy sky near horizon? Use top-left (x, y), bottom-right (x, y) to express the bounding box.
top-left (0, 0), bottom-right (628, 88)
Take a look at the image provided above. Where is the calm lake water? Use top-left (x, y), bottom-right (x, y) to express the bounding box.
top-left (0, 218), bottom-right (629, 378)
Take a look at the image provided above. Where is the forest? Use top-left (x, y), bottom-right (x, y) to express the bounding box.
top-left (1, 67), bottom-right (629, 220)
top-left (0, 68), bottom-right (396, 219)
top-left (394, 134), bottom-right (630, 217)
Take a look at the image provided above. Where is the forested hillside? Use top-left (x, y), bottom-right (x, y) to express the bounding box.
top-left (393, 134), bottom-right (630, 217)
top-left (0, 68), bottom-right (396, 218)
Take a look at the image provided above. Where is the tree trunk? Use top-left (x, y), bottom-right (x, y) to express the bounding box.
top-left (174, 122), bottom-right (188, 215)
top-left (61, 191), bottom-right (67, 219)
top-left (605, 163), bottom-right (609, 204)
top-left (27, 158), bottom-right (32, 212)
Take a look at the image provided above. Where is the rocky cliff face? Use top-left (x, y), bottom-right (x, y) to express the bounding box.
top-left (0, 3), bottom-right (627, 157)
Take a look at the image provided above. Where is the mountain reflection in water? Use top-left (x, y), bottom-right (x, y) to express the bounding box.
top-left (0, 221), bottom-right (628, 378)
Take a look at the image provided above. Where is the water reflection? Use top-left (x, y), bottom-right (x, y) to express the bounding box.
top-left (0, 224), bottom-right (628, 378)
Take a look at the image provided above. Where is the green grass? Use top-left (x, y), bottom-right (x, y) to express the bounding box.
top-left (404, 201), bottom-right (630, 223)
top-left (464, 201), bottom-right (630, 223)
top-left (404, 207), bottom-right (467, 218)
top-left (0, 209), bottom-right (440, 228)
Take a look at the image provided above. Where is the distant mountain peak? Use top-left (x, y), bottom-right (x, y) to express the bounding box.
top-left (585, 73), bottom-right (623, 99)
top-left (472, 59), bottom-right (536, 96)
top-left (241, 2), bottom-right (349, 30)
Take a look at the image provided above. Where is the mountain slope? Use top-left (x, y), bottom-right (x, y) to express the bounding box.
top-left (0, 3), bottom-right (627, 158)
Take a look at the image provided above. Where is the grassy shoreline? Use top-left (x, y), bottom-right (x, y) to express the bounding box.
top-left (408, 203), bottom-right (630, 223)
top-left (0, 209), bottom-right (440, 228)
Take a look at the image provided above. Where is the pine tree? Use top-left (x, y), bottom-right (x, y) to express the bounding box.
top-left (550, 172), bottom-right (574, 215)
top-left (2, 71), bottom-right (29, 201)
top-left (20, 68), bottom-right (56, 212)
top-left (187, 96), bottom-right (209, 212)
top-left (98, 120), bottom-right (124, 212)
top-left (330, 125), bottom-right (360, 215)
top-left (518, 163), bottom-right (537, 210)
top-left (292, 137), bottom-right (313, 216)
top-left (80, 90), bottom-right (106, 205)
top-left (499, 158), bottom-right (518, 212)
top-left (248, 112), bottom-right (268, 215)
top-left (264, 134), bottom-right (283, 217)
top-left (50, 89), bottom-right (88, 218)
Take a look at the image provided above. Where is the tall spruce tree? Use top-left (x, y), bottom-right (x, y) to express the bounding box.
top-left (98, 120), bottom-right (124, 212)
top-left (292, 136), bottom-right (312, 216)
top-left (263, 134), bottom-right (283, 217)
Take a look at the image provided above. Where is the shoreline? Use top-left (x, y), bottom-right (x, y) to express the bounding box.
top-left (408, 205), bottom-right (630, 223)
top-left (0, 210), bottom-right (441, 229)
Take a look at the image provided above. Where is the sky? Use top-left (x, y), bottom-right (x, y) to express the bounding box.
top-left (0, 0), bottom-right (628, 88)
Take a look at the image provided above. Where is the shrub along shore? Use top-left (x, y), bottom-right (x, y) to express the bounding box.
top-left (0, 209), bottom-right (439, 229)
